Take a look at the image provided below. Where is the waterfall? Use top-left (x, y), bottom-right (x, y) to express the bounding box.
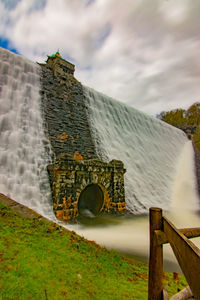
top-left (83, 86), bottom-right (195, 213)
top-left (0, 47), bottom-right (54, 217)
top-left (1, 48), bottom-right (199, 270)
top-left (75, 87), bottom-right (199, 271)
top-left (0, 47), bottom-right (198, 219)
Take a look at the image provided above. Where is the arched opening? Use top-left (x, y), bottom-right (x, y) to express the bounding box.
top-left (78, 184), bottom-right (104, 216)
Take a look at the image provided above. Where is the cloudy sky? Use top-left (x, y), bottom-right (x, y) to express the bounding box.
top-left (0, 0), bottom-right (200, 115)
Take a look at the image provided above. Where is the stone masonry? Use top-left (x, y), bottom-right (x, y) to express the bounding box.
top-left (47, 156), bottom-right (126, 221)
top-left (39, 54), bottom-right (126, 221)
top-left (39, 54), bottom-right (97, 159)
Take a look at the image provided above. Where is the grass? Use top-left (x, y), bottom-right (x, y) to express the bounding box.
top-left (0, 201), bottom-right (188, 300)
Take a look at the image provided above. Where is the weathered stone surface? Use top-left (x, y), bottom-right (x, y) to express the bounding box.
top-left (45, 56), bottom-right (75, 76)
top-left (39, 58), bottom-right (97, 160)
top-left (39, 56), bottom-right (126, 221)
top-left (48, 158), bottom-right (126, 221)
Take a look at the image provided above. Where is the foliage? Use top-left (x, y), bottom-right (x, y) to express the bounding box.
top-left (185, 102), bottom-right (200, 125)
top-left (0, 201), bottom-right (187, 299)
top-left (158, 102), bottom-right (200, 127)
top-left (158, 102), bottom-right (200, 151)
top-left (159, 109), bottom-right (186, 126)
top-left (193, 124), bottom-right (200, 152)
top-left (47, 51), bottom-right (62, 60)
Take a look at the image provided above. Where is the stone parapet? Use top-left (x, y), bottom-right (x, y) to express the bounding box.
top-left (46, 56), bottom-right (75, 76)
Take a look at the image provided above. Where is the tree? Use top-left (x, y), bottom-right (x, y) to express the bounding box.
top-left (193, 124), bottom-right (200, 152)
top-left (158, 102), bottom-right (200, 151)
top-left (158, 109), bottom-right (186, 126)
top-left (185, 102), bottom-right (200, 125)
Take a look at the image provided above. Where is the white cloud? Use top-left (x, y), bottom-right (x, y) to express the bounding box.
top-left (1, 0), bottom-right (200, 115)
top-left (159, 0), bottom-right (189, 24)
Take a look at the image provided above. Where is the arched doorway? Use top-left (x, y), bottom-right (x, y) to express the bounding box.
top-left (78, 184), bottom-right (104, 216)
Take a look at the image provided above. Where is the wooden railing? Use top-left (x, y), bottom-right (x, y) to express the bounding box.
top-left (148, 207), bottom-right (200, 300)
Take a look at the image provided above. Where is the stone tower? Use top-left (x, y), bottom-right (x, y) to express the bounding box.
top-left (39, 54), bottom-right (126, 221)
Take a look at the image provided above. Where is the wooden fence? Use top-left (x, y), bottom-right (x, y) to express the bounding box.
top-left (148, 207), bottom-right (200, 300)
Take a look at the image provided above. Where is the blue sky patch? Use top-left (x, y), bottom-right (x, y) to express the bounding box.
top-left (0, 37), bottom-right (19, 54)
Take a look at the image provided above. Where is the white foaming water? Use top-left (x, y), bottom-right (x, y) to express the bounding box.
top-left (0, 47), bottom-right (54, 218)
top-left (1, 48), bottom-right (199, 271)
top-left (75, 138), bottom-right (200, 272)
top-left (83, 86), bottom-right (190, 213)
top-left (77, 86), bottom-right (199, 271)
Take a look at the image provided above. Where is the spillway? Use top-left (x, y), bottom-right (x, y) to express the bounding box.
top-left (0, 47), bottom-right (54, 218)
top-left (1, 47), bottom-right (199, 271)
top-left (0, 47), bottom-right (198, 218)
top-left (83, 86), bottom-right (193, 213)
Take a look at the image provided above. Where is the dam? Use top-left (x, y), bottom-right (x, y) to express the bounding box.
top-left (0, 47), bottom-right (198, 222)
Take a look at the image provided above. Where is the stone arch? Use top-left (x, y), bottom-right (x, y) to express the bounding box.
top-left (77, 183), bottom-right (104, 216)
top-left (48, 158), bottom-right (126, 221)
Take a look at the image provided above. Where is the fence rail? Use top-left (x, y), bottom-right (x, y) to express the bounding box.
top-left (148, 207), bottom-right (200, 300)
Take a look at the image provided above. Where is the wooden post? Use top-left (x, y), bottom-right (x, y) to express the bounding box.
top-left (148, 207), bottom-right (164, 300)
top-left (163, 217), bottom-right (200, 299)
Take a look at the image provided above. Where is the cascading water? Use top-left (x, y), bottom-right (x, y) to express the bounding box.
top-left (74, 86), bottom-right (199, 272)
top-left (83, 86), bottom-right (193, 213)
top-left (1, 47), bottom-right (196, 216)
top-left (0, 47), bottom-right (54, 218)
top-left (75, 136), bottom-right (199, 271)
top-left (76, 88), bottom-right (200, 269)
top-left (1, 48), bottom-right (199, 271)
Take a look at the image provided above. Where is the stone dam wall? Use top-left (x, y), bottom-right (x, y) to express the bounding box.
top-left (1, 48), bottom-right (199, 220)
top-left (40, 57), bottom-right (97, 160)
top-left (39, 56), bottom-right (126, 221)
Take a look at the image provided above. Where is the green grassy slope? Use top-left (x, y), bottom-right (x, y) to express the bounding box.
top-left (0, 200), bottom-right (187, 300)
